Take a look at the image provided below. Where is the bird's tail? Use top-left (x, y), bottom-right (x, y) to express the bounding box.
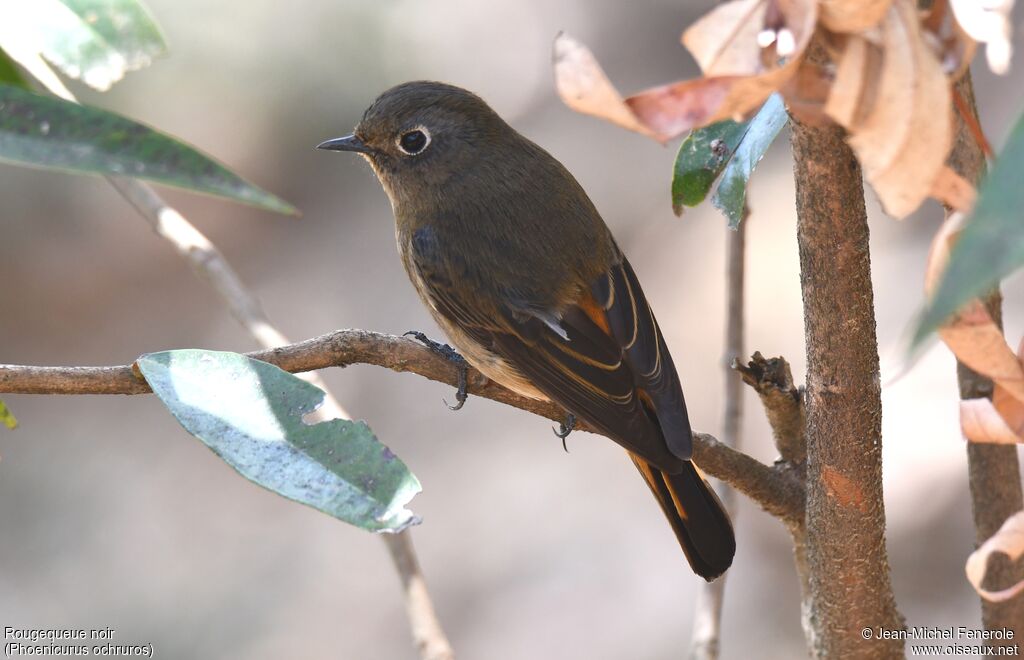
top-left (630, 453), bottom-right (736, 581)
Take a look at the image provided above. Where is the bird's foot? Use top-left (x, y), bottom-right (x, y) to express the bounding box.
top-left (404, 330), bottom-right (469, 411)
top-left (553, 413), bottom-right (576, 452)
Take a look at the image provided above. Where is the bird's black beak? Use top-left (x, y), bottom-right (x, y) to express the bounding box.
top-left (316, 134), bottom-right (372, 154)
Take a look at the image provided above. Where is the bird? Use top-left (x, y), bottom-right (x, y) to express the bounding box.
top-left (317, 81), bottom-right (735, 580)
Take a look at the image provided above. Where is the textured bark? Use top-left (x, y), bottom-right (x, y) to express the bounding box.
top-left (949, 72), bottom-right (1024, 637)
top-left (790, 118), bottom-right (904, 658)
top-left (735, 352), bottom-right (806, 463)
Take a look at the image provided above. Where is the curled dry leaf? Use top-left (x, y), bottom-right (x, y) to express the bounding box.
top-left (819, 0), bottom-right (893, 33)
top-left (960, 397), bottom-right (1024, 444)
top-left (925, 213), bottom-right (1024, 403)
top-left (930, 165), bottom-right (978, 213)
top-left (927, 213), bottom-right (1024, 443)
top-left (966, 510), bottom-right (1024, 602)
top-left (961, 337), bottom-right (1024, 444)
top-left (825, 0), bottom-right (952, 218)
top-left (553, 0), bottom-right (816, 142)
top-left (552, 34), bottom-right (659, 140)
top-left (950, 0), bottom-right (1014, 75)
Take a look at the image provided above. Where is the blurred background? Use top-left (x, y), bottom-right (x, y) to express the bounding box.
top-left (2, 1), bottom-right (1023, 658)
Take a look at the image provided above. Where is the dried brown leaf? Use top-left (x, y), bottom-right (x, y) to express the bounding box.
top-left (940, 301), bottom-right (1024, 402)
top-left (925, 213), bottom-right (1024, 402)
top-left (624, 76), bottom-right (751, 139)
top-left (819, 0), bottom-right (893, 33)
top-left (555, 0), bottom-right (819, 141)
top-left (966, 510), bottom-right (1024, 602)
top-left (778, 59), bottom-right (833, 125)
top-left (552, 34), bottom-right (659, 140)
top-left (964, 340), bottom-right (1024, 444)
top-left (930, 165), bottom-right (978, 213)
top-left (960, 397), bottom-right (1023, 444)
top-left (827, 0), bottom-right (953, 218)
top-left (682, 0), bottom-right (766, 76)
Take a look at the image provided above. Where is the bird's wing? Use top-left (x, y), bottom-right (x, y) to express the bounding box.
top-left (409, 228), bottom-right (685, 472)
top-left (592, 258), bottom-right (693, 461)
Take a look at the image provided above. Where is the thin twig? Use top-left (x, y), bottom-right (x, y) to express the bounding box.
top-left (690, 211), bottom-right (747, 660)
top-left (0, 329), bottom-right (805, 524)
top-left (8, 53), bottom-right (454, 660)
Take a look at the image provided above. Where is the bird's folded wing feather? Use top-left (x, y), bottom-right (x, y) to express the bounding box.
top-left (410, 231), bottom-right (687, 471)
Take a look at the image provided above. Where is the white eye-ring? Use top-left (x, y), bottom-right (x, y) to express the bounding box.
top-left (397, 126), bottom-right (431, 156)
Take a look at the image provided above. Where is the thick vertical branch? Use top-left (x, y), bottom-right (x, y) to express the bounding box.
top-left (790, 118), bottom-right (903, 657)
top-left (690, 214), bottom-right (746, 660)
top-left (948, 72), bottom-right (1024, 635)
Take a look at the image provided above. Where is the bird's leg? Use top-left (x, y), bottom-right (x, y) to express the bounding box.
top-left (553, 413), bottom-right (576, 452)
top-left (403, 331), bottom-right (469, 410)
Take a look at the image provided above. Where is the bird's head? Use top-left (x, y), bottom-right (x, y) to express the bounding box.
top-left (317, 81), bottom-right (509, 206)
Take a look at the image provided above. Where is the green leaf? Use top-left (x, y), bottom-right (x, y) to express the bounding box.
top-left (0, 84), bottom-right (297, 214)
top-left (672, 118), bottom-right (751, 215)
top-left (0, 398), bottom-right (17, 430)
top-left (0, 49), bottom-right (30, 90)
top-left (0, 0), bottom-right (166, 91)
top-left (137, 350), bottom-right (420, 533)
top-left (915, 109), bottom-right (1024, 343)
top-left (59, 0), bottom-right (166, 69)
top-left (712, 93), bottom-right (789, 228)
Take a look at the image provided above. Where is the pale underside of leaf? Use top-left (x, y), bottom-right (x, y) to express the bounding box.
top-left (137, 350), bottom-right (420, 533)
top-left (966, 510), bottom-right (1024, 602)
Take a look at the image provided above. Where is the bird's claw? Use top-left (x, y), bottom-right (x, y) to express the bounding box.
top-left (404, 330), bottom-right (469, 411)
top-left (553, 413), bottom-right (576, 452)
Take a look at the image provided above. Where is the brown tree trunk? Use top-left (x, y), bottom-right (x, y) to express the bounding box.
top-left (790, 117), bottom-right (904, 658)
top-left (948, 72), bottom-right (1024, 639)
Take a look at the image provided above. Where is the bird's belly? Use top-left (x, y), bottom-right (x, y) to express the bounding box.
top-left (430, 311), bottom-right (550, 402)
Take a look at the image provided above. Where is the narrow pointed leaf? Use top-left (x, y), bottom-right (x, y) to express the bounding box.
top-left (0, 49), bottom-right (30, 90)
top-left (916, 109), bottom-right (1024, 343)
top-left (0, 397), bottom-right (17, 430)
top-left (672, 118), bottom-right (751, 215)
top-left (712, 93), bottom-right (789, 228)
top-left (137, 350), bottom-right (420, 532)
top-left (0, 84), bottom-right (297, 214)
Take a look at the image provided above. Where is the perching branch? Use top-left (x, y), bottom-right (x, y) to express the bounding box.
top-left (690, 210), bottom-right (747, 660)
top-left (12, 56), bottom-right (454, 660)
top-left (0, 328), bottom-right (805, 524)
top-left (947, 71), bottom-right (1024, 637)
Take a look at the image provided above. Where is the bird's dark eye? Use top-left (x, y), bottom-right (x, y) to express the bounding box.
top-left (397, 128), bottom-right (430, 155)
